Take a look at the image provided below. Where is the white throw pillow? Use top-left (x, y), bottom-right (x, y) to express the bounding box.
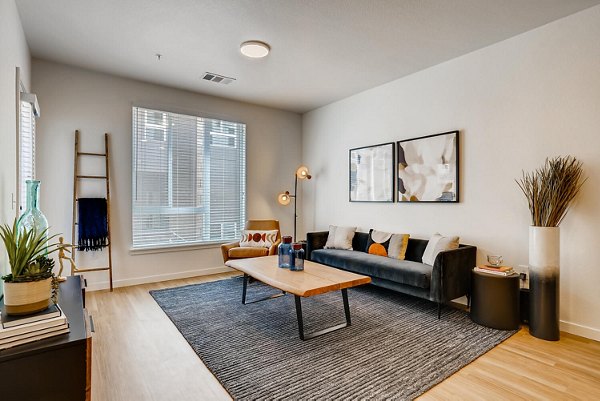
top-left (324, 225), bottom-right (356, 250)
top-left (239, 230), bottom-right (279, 248)
top-left (422, 233), bottom-right (460, 265)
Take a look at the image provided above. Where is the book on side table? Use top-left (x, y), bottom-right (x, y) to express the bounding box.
top-left (1, 302), bottom-right (62, 328)
top-left (474, 265), bottom-right (516, 276)
top-left (0, 303), bottom-right (70, 350)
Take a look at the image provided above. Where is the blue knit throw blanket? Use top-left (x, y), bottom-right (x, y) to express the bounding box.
top-left (78, 198), bottom-right (108, 251)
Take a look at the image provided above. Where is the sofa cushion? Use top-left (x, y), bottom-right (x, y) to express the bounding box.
top-left (352, 232), bottom-right (370, 253)
top-left (324, 225), bottom-right (356, 250)
top-left (311, 249), bottom-right (432, 289)
top-left (422, 233), bottom-right (459, 265)
top-left (228, 247), bottom-right (269, 258)
top-left (404, 238), bottom-right (429, 263)
top-left (366, 229), bottom-right (410, 260)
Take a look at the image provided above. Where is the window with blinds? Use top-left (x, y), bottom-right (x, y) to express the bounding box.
top-left (132, 107), bottom-right (246, 249)
top-left (19, 100), bottom-right (36, 212)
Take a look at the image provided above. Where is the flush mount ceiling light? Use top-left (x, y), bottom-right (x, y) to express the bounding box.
top-left (240, 40), bottom-right (270, 58)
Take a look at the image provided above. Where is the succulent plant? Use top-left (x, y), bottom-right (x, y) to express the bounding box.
top-left (0, 218), bottom-right (61, 282)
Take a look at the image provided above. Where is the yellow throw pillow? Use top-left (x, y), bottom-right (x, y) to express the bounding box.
top-left (388, 233), bottom-right (410, 260)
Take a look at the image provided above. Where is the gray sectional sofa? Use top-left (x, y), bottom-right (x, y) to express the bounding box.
top-left (306, 231), bottom-right (477, 318)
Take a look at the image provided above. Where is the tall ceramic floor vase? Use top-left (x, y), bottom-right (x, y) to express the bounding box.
top-left (528, 226), bottom-right (560, 341)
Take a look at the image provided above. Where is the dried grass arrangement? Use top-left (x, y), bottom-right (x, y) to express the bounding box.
top-left (517, 156), bottom-right (586, 227)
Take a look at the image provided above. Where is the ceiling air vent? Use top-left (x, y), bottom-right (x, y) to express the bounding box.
top-left (202, 72), bottom-right (236, 85)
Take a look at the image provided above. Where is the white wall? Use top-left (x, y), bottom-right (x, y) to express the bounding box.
top-left (33, 59), bottom-right (302, 290)
top-left (302, 6), bottom-right (600, 340)
top-left (0, 0), bottom-right (31, 280)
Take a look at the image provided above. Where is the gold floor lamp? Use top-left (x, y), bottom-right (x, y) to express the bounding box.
top-left (277, 166), bottom-right (312, 242)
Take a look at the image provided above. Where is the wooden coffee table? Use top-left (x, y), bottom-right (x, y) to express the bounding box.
top-left (225, 255), bottom-right (371, 340)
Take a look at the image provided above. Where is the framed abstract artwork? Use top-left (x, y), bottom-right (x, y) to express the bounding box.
top-left (397, 131), bottom-right (459, 202)
top-left (349, 142), bottom-right (395, 202)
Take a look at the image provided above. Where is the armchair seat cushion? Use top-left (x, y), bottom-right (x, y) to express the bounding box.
top-left (228, 247), bottom-right (269, 259)
top-left (311, 249), bottom-right (432, 289)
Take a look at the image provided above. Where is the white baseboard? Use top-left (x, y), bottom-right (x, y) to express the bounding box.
top-left (84, 271), bottom-right (600, 342)
top-left (456, 297), bottom-right (600, 341)
top-left (560, 320), bottom-right (600, 341)
top-left (85, 266), bottom-right (234, 291)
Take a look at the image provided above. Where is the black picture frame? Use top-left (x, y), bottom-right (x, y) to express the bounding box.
top-left (397, 130), bottom-right (459, 203)
top-left (349, 142), bottom-right (395, 202)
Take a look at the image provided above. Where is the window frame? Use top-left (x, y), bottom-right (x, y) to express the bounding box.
top-left (130, 106), bottom-right (247, 252)
top-left (17, 81), bottom-right (39, 215)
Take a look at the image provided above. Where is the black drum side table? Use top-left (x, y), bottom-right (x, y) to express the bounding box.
top-left (471, 269), bottom-right (520, 330)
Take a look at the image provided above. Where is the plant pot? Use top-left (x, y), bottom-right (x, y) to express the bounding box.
top-left (3, 278), bottom-right (52, 315)
top-left (528, 226), bottom-right (560, 341)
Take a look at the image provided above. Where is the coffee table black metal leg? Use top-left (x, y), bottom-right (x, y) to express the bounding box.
top-left (294, 289), bottom-right (352, 340)
top-left (342, 288), bottom-right (351, 325)
top-left (241, 273), bottom-right (286, 305)
top-left (242, 273), bottom-right (249, 304)
top-left (294, 295), bottom-right (305, 340)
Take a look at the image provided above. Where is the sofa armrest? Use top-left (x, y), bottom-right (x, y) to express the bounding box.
top-left (430, 245), bottom-right (477, 303)
top-left (306, 231), bottom-right (329, 261)
top-left (268, 239), bottom-right (281, 256)
top-left (220, 241), bottom-right (240, 264)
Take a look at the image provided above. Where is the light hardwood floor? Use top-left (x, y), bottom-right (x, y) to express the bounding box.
top-left (87, 273), bottom-right (600, 401)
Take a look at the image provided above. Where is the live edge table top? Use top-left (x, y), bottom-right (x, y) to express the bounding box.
top-left (225, 255), bottom-right (371, 297)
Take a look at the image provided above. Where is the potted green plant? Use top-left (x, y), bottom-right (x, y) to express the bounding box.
top-left (1, 219), bottom-right (61, 315)
top-left (517, 155), bottom-right (586, 341)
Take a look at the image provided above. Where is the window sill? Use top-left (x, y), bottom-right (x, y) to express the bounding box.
top-left (129, 241), bottom-right (229, 255)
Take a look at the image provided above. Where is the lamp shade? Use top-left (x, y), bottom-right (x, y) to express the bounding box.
top-left (277, 191), bottom-right (292, 206)
top-left (296, 166), bottom-right (311, 180)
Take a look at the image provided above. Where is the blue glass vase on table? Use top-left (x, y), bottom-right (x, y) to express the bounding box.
top-left (278, 236), bottom-right (293, 268)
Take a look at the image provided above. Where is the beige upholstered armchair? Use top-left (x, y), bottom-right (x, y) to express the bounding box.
top-left (221, 220), bottom-right (281, 264)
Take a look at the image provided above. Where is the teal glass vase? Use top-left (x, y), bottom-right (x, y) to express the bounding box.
top-left (17, 180), bottom-right (49, 239)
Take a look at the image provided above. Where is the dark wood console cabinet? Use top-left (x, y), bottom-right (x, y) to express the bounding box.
top-left (0, 276), bottom-right (92, 401)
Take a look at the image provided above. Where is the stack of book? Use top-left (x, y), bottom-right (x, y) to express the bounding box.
top-left (474, 265), bottom-right (516, 276)
top-left (0, 304), bottom-right (70, 350)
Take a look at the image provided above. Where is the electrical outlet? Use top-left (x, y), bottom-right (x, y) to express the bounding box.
top-left (517, 264), bottom-right (529, 289)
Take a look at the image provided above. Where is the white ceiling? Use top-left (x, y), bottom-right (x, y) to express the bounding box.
top-left (16, 0), bottom-right (600, 113)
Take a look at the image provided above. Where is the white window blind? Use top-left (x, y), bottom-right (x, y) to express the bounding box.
top-left (19, 100), bottom-right (36, 212)
top-left (132, 107), bottom-right (246, 249)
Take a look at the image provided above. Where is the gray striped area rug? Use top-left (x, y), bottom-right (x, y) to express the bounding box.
top-left (150, 277), bottom-right (516, 400)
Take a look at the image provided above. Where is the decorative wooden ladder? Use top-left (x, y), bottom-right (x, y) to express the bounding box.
top-left (71, 130), bottom-right (114, 291)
